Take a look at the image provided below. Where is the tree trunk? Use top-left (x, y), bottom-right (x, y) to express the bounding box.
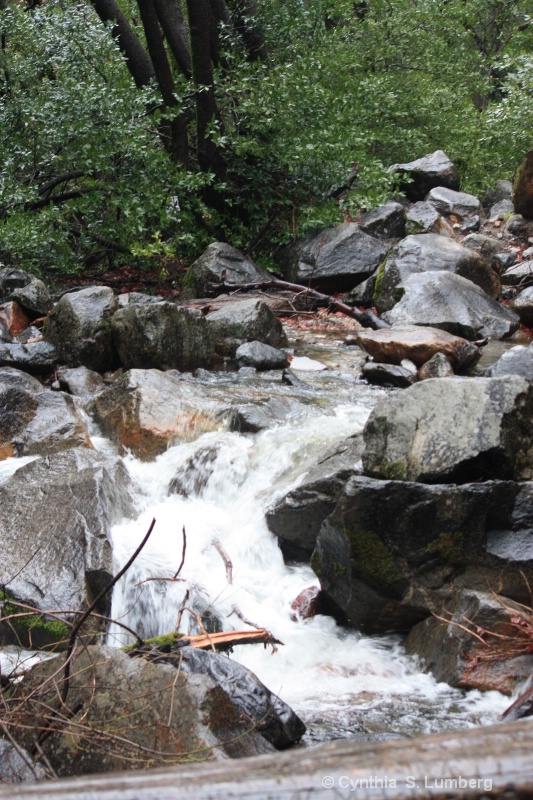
top-left (185, 0), bottom-right (225, 177)
top-left (90, 0), bottom-right (155, 89)
top-left (136, 0), bottom-right (188, 165)
top-left (153, 0), bottom-right (192, 79)
top-left (233, 1), bottom-right (269, 62)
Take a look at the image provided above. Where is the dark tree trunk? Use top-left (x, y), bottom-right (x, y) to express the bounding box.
top-left (153, 0), bottom-right (192, 79)
top-left (185, 0), bottom-right (225, 177)
top-left (136, 0), bottom-right (188, 165)
top-left (232, 2), bottom-right (269, 62)
top-left (90, 0), bottom-right (155, 89)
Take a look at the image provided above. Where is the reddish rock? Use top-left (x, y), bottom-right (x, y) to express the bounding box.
top-left (0, 301), bottom-right (30, 337)
top-left (290, 586), bottom-right (327, 621)
top-left (355, 325), bottom-right (480, 370)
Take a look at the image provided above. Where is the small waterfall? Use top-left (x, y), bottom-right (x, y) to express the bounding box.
top-left (107, 370), bottom-right (509, 742)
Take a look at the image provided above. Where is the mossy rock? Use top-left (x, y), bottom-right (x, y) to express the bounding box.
top-left (0, 590), bottom-right (70, 650)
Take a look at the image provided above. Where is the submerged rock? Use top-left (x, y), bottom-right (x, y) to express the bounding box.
top-left (362, 375), bottom-right (533, 483)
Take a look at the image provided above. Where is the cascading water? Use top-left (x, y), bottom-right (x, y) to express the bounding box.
top-left (104, 336), bottom-right (510, 743)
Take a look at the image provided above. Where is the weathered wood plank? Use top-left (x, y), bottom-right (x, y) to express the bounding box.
top-left (2, 719), bottom-right (533, 799)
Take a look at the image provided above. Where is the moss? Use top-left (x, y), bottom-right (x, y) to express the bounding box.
top-left (310, 549), bottom-right (322, 577)
top-left (0, 590), bottom-right (70, 646)
top-left (345, 527), bottom-right (400, 595)
top-left (331, 561), bottom-right (347, 580)
top-left (379, 460), bottom-right (407, 480)
top-left (372, 258), bottom-right (387, 303)
top-left (122, 631), bottom-right (184, 654)
top-left (426, 531), bottom-right (465, 568)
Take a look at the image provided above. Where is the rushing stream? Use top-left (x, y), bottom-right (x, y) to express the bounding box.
top-left (96, 332), bottom-right (510, 744)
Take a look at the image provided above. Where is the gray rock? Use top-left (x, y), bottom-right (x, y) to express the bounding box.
top-left (42, 286), bottom-right (118, 372)
top-left (460, 215), bottom-right (480, 233)
top-left (0, 321), bottom-right (12, 343)
top-left (489, 198), bottom-right (514, 220)
top-left (405, 201), bottom-right (454, 237)
top-left (94, 369), bottom-right (228, 459)
top-left (206, 299), bottom-right (288, 357)
top-left (0, 366), bottom-right (42, 393)
top-left (186, 242), bottom-right (270, 297)
top-left (0, 449), bottom-right (134, 626)
top-left (362, 362), bottom-right (417, 388)
top-left (374, 233), bottom-right (500, 313)
top-left (0, 386), bottom-right (92, 460)
top-left (56, 366), bottom-right (104, 396)
top-left (0, 740), bottom-right (45, 783)
top-left (418, 352), bottom-right (454, 380)
top-left (496, 252), bottom-right (518, 270)
top-left (277, 223), bottom-right (388, 291)
top-left (117, 292), bottom-right (164, 307)
top-left (358, 201), bottom-right (405, 239)
top-left (405, 590), bottom-right (533, 695)
top-left (502, 260), bottom-right (533, 286)
top-left (10, 279), bottom-right (52, 317)
top-left (235, 341), bottom-right (288, 371)
top-left (504, 214), bottom-right (529, 238)
top-left (484, 179), bottom-right (513, 207)
top-left (462, 232), bottom-right (508, 261)
top-left (426, 186), bottom-right (482, 219)
top-left (362, 376), bottom-right (533, 482)
top-left (266, 436), bottom-right (364, 560)
top-left (177, 647), bottom-right (306, 749)
top-left (381, 271), bottom-right (519, 340)
top-left (510, 286), bottom-right (533, 327)
top-left (111, 302), bottom-right (215, 371)
top-left (312, 475), bottom-right (533, 633)
top-left (0, 341), bottom-right (58, 374)
top-left (486, 345), bottom-right (533, 381)
top-left (12, 644), bottom-right (275, 777)
top-left (388, 150), bottom-right (460, 201)
top-left (342, 274), bottom-right (376, 308)
top-left (227, 397), bottom-right (294, 433)
top-left (0, 268), bottom-right (33, 303)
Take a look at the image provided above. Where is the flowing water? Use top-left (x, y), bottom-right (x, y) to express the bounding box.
top-left (101, 333), bottom-right (510, 743)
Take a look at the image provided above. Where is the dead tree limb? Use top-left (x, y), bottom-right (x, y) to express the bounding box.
top-left (212, 539), bottom-right (233, 584)
top-left (213, 278), bottom-right (390, 330)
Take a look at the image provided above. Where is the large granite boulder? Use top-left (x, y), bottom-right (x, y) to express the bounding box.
top-left (381, 272), bottom-right (519, 340)
top-left (358, 201), bottom-right (405, 239)
top-left (405, 590), bottom-right (533, 694)
top-left (9, 279), bottom-right (52, 317)
top-left (312, 475), bottom-right (533, 633)
top-left (10, 644), bottom-right (276, 777)
top-left (0, 382), bottom-right (92, 461)
top-left (354, 325), bottom-right (481, 370)
top-left (0, 341), bottom-right (58, 374)
top-left (513, 150), bottom-right (533, 219)
top-left (277, 223), bottom-right (388, 291)
top-left (362, 376), bottom-right (533, 482)
top-left (374, 234), bottom-right (500, 313)
top-left (185, 242), bottom-right (270, 297)
top-left (0, 449), bottom-right (134, 639)
top-left (388, 150), bottom-right (460, 201)
top-left (486, 345), bottom-right (533, 381)
top-left (206, 299), bottom-right (288, 357)
top-left (266, 436), bottom-right (364, 560)
top-left (177, 647), bottom-right (305, 749)
top-left (93, 369), bottom-right (227, 459)
top-left (426, 186), bottom-right (482, 219)
top-left (0, 268), bottom-right (33, 303)
top-left (111, 302), bottom-right (215, 371)
top-left (510, 286), bottom-right (533, 327)
top-left (42, 286), bottom-right (118, 372)
top-left (404, 201), bottom-right (454, 237)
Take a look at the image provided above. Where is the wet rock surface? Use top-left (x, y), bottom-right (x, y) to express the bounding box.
top-left (355, 325), bottom-right (481, 369)
top-left (206, 298), bottom-right (288, 356)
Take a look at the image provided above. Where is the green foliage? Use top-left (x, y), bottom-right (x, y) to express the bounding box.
top-left (0, 0), bottom-right (531, 278)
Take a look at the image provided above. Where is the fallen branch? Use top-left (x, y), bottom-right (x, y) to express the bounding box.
top-left (124, 628), bottom-right (282, 657)
top-left (212, 539), bottom-right (233, 584)
top-left (211, 277), bottom-right (390, 330)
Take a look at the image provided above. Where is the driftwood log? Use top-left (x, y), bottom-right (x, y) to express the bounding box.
top-left (212, 277), bottom-right (390, 330)
top-left (2, 718), bottom-right (533, 798)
